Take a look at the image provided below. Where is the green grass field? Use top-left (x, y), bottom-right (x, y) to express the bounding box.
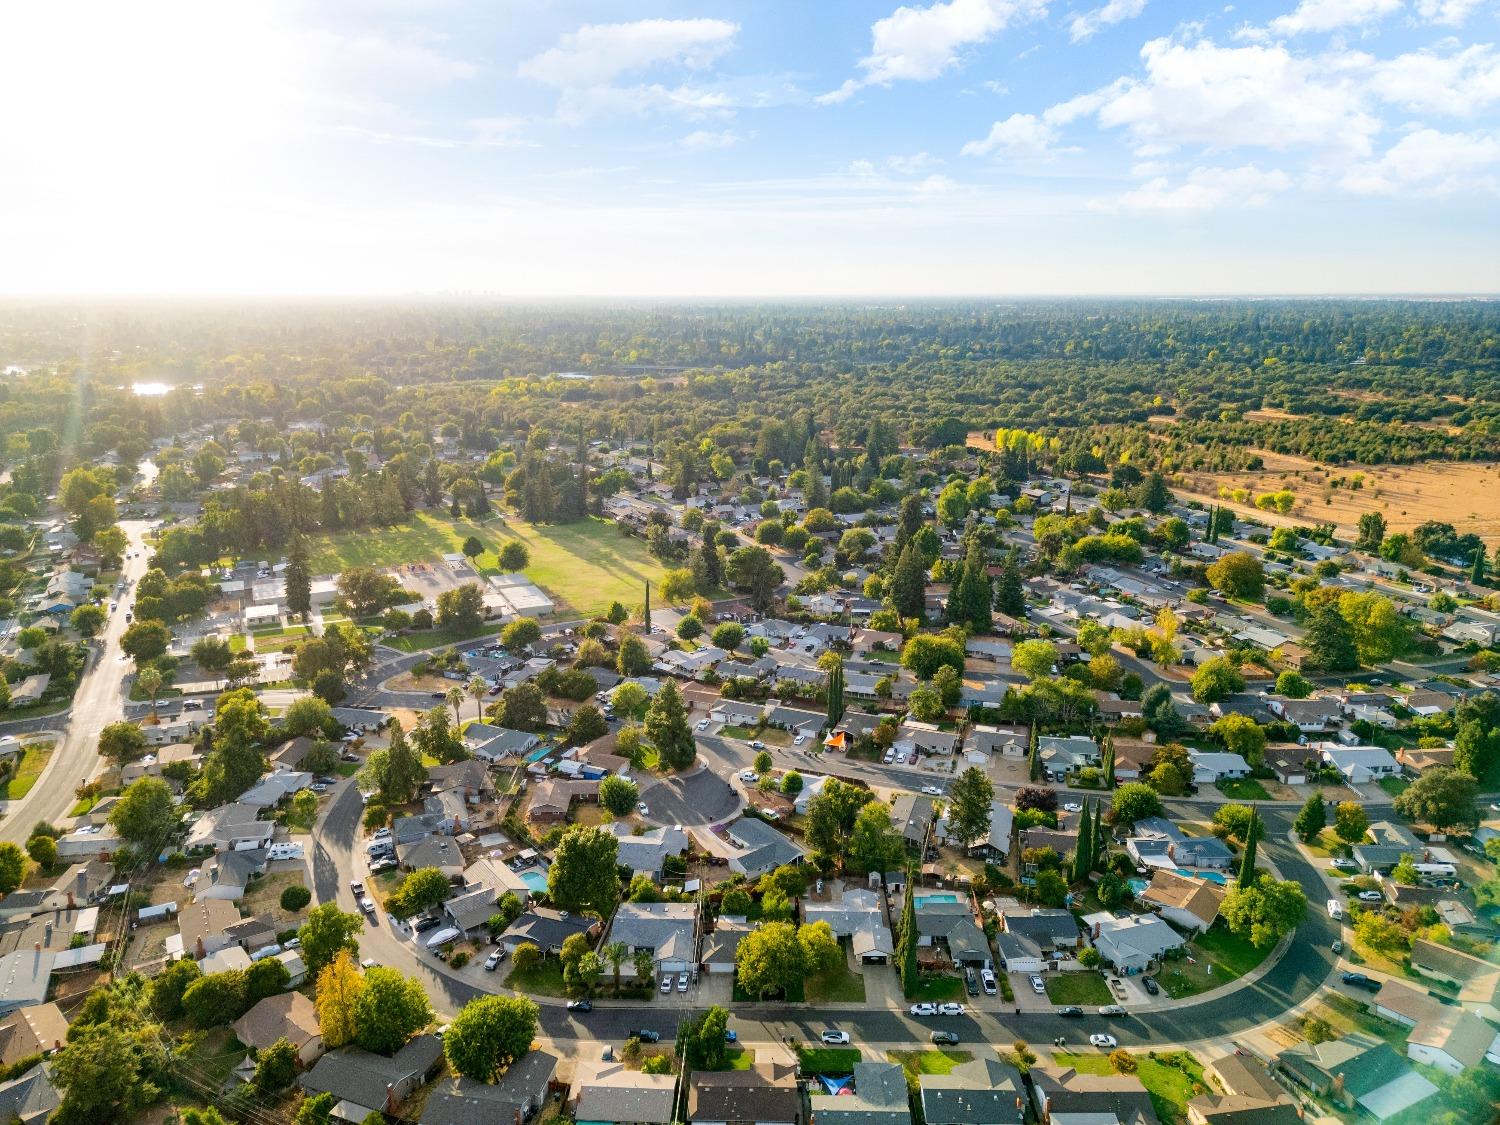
top-left (304, 511), bottom-right (671, 619)
top-left (2, 743), bottom-right (53, 800)
top-left (1216, 777), bottom-right (1273, 800)
top-left (1154, 924), bottom-right (1272, 999)
top-left (1045, 973), bottom-right (1112, 1005)
top-left (889, 1049), bottom-right (973, 1076)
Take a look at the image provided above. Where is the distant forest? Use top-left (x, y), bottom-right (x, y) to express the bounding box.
top-left (2, 300), bottom-right (1498, 483)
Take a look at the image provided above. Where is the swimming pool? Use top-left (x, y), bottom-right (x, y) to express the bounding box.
top-left (915, 893), bottom-right (960, 907)
top-left (1127, 878), bottom-right (1149, 896)
top-left (1174, 869), bottom-right (1227, 885)
top-left (520, 869), bottom-right (550, 893)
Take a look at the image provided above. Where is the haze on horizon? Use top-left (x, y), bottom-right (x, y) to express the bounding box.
top-left (4, 0), bottom-right (1500, 298)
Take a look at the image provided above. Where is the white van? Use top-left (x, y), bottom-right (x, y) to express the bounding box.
top-left (1326, 898), bottom-right (1345, 920)
top-left (1414, 862), bottom-right (1457, 878)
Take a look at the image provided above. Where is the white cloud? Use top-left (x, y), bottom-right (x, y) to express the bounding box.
top-left (682, 129), bottom-right (741, 149)
top-left (1342, 127), bottom-right (1500, 193)
top-left (1069, 0), bottom-right (1147, 43)
top-left (888, 151), bottom-right (940, 173)
top-left (1103, 164), bottom-right (1292, 211)
top-left (1267, 0), bottom-right (1403, 35)
top-left (519, 19), bottom-right (738, 87)
top-left (1415, 0), bottom-right (1484, 24)
top-left (961, 112), bottom-right (1065, 157)
top-left (818, 0), bottom-right (1047, 103)
top-left (1367, 44), bottom-right (1500, 115)
top-left (1087, 37), bottom-right (1381, 156)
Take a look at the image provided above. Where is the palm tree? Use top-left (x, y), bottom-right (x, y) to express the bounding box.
top-left (604, 941), bottom-right (628, 994)
top-left (136, 666), bottom-right (164, 720)
top-left (445, 686), bottom-right (463, 725)
top-left (467, 676), bottom-right (488, 722)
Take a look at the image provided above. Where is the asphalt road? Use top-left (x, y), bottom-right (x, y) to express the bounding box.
top-left (0, 520), bottom-right (154, 842)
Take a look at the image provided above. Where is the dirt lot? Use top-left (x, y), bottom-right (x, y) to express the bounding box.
top-left (241, 867), bottom-right (310, 930)
top-left (1176, 450), bottom-right (1500, 548)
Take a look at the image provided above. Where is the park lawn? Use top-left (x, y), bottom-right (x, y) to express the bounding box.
top-left (305, 511), bottom-right (672, 619)
top-left (798, 1047), bottom-right (861, 1075)
top-left (1216, 777), bottom-right (1273, 801)
top-left (806, 963), bottom-right (867, 1004)
top-left (889, 1049), bottom-right (973, 1077)
top-left (1056, 1051), bottom-right (1206, 1125)
top-left (384, 622), bottom-right (504, 652)
top-left (1045, 973), bottom-right (1112, 1006)
top-left (2, 742), bottom-right (53, 800)
top-left (1155, 925), bottom-right (1272, 999)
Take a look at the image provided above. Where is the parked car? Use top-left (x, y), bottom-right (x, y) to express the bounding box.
top-left (937, 1003), bottom-right (964, 1016)
top-left (1142, 977), bottom-right (1160, 996)
top-left (697, 719), bottom-right (709, 731)
top-left (910, 1003), bottom-right (938, 1017)
top-left (930, 1031), bottom-right (960, 1046)
top-left (1356, 891), bottom-right (1383, 902)
top-left (659, 976), bottom-right (672, 993)
top-left (749, 740), bottom-right (765, 750)
top-left (484, 951), bottom-right (504, 971)
top-left (636, 1030), bottom-right (661, 1043)
top-left (567, 1000), bottom-right (592, 1012)
top-left (1058, 1006), bottom-right (1084, 1017)
top-left (349, 880), bottom-right (365, 896)
top-left (820, 1030), bottom-right (850, 1045)
top-left (1029, 975), bottom-right (1047, 994)
top-left (922, 785), bottom-right (942, 796)
top-left (965, 969), bottom-right (979, 996)
top-left (1089, 1034), bottom-right (1118, 1049)
top-left (980, 969), bottom-right (998, 996)
top-left (1342, 972), bottom-right (1382, 993)
top-left (739, 770), bottom-right (758, 782)
top-left (677, 974), bottom-right (688, 993)
top-left (1099, 1005), bottom-right (1126, 1016)
top-left (413, 915), bottom-right (443, 933)
top-left (1331, 858), bottom-right (1359, 871)
top-left (1063, 802), bottom-right (1083, 813)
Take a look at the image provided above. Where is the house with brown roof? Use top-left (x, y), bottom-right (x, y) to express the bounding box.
top-left (0, 1002), bottom-right (68, 1066)
top-left (232, 991), bottom-right (324, 1066)
top-left (177, 898), bottom-right (242, 959)
top-left (527, 778), bottom-right (600, 823)
top-left (1138, 870), bottom-right (1223, 933)
top-left (688, 1061), bottom-right (802, 1125)
top-left (1409, 939), bottom-right (1500, 1020)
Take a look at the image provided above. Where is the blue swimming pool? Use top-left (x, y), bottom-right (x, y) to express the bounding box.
top-left (1174, 869), bottom-right (1227, 885)
top-left (1127, 878), bottom-right (1149, 896)
top-left (915, 893), bottom-right (960, 907)
top-left (520, 869), bottom-right (550, 893)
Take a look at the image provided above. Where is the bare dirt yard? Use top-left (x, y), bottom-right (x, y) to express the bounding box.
top-left (1176, 450), bottom-right (1500, 548)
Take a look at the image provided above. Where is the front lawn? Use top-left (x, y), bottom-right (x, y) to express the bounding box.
top-left (1044, 973), bottom-right (1112, 1006)
top-left (889, 1049), bottom-right (973, 1077)
top-left (504, 956), bottom-right (571, 997)
top-left (1057, 1051), bottom-right (1206, 1125)
top-left (806, 963), bottom-right (867, 1004)
top-left (2, 742), bottom-right (53, 800)
top-left (1378, 776), bottom-right (1410, 798)
top-left (905, 974), bottom-right (965, 1002)
top-left (1154, 924), bottom-right (1272, 999)
top-left (1216, 777), bottom-right (1273, 800)
top-left (305, 511), bottom-right (672, 619)
top-left (798, 1047), bottom-right (861, 1075)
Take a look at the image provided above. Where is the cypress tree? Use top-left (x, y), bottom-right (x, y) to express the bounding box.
top-left (1072, 801), bottom-right (1093, 883)
top-left (1101, 733), bottom-right (1116, 791)
top-left (1092, 800), bottom-right (1106, 868)
top-left (995, 551), bottom-right (1025, 617)
top-left (284, 536), bottom-right (311, 621)
top-left (642, 580), bottom-right (651, 636)
top-left (1473, 546), bottom-right (1487, 586)
top-left (1027, 723), bottom-right (1040, 782)
top-left (1237, 810), bottom-right (1261, 890)
top-left (826, 657), bottom-right (845, 727)
top-left (891, 541), bottom-right (927, 621)
top-left (899, 871), bottom-right (919, 997)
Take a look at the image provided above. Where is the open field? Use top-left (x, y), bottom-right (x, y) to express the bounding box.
top-left (304, 511), bottom-right (671, 619)
top-left (1174, 449), bottom-right (1500, 548)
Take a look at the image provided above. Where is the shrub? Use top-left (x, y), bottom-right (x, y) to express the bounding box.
top-left (280, 884), bottom-right (312, 911)
top-left (449, 951), bottom-right (470, 969)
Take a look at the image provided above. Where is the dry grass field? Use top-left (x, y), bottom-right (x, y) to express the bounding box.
top-left (1176, 450), bottom-right (1500, 548)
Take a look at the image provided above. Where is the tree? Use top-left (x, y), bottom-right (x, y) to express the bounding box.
top-left (1237, 810), bottom-right (1261, 889)
top-left (1191, 656), bottom-right (1245, 704)
top-left (50, 1018), bottom-right (169, 1125)
top-left (1221, 874), bottom-right (1307, 947)
top-left (1334, 801), bottom-right (1369, 844)
top-left (499, 681), bottom-right (548, 731)
top-left (0, 842), bottom-right (25, 895)
top-left (436, 583), bottom-right (484, 633)
top-left (444, 995), bottom-right (540, 1081)
top-left (736, 920), bottom-right (804, 999)
top-left (660, 567), bottom-right (697, 604)
top-left (599, 775), bottom-right (640, 816)
top-left (725, 545), bottom-right (783, 614)
top-left (285, 537), bottom-right (312, 620)
top-left (373, 723), bottom-right (426, 805)
top-left (683, 1006), bottom-right (731, 1071)
top-left (461, 535), bottom-right (484, 564)
top-left (281, 883), bottom-right (313, 911)
top-left (799, 920), bottom-right (842, 975)
top-left (1356, 511), bottom-right (1386, 551)
top-left (1305, 604), bottom-right (1359, 671)
top-left (1206, 552), bottom-right (1265, 600)
top-left (1011, 639), bottom-right (1058, 681)
top-left (1073, 799), bottom-right (1095, 883)
top-left (253, 1037), bottom-right (299, 1093)
top-left (502, 617), bottom-right (542, 651)
top-left (902, 634), bottom-right (966, 679)
top-left (183, 970), bottom-right (249, 1028)
top-left (1391, 853), bottom-right (1421, 886)
top-left (1394, 767), bottom-right (1479, 833)
top-left (315, 952), bottom-right (365, 1050)
top-left (616, 632), bottom-right (652, 677)
top-left (1111, 783), bottom-right (1163, 826)
top-left (1210, 713), bottom-right (1267, 766)
top-left (337, 566), bottom-right (401, 618)
top-left (1293, 791), bottom-right (1327, 842)
top-left (1212, 803), bottom-right (1256, 842)
top-left (26, 832), bottom-right (57, 869)
top-left (300, 903), bottom-right (363, 976)
top-left (109, 777), bottom-right (178, 847)
top-left (567, 703), bottom-right (609, 745)
top-left (1275, 670), bottom-right (1313, 698)
top-left (1136, 471), bottom-right (1171, 513)
top-left (353, 967), bottom-right (432, 1055)
top-left (549, 825), bottom-right (621, 914)
top-left (297, 1093), bottom-right (337, 1125)
top-left (1472, 545), bottom-right (1487, 585)
top-left (387, 867), bottom-right (453, 918)
top-left (412, 706), bottom-right (468, 765)
top-left (753, 749), bottom-right (773, 774)
top-left (191, 634), bottom-right (233, 675)
top-left (510, 942), bottom-right (542, 973)
top-left (70, 602), bottom-right (105, 637)
top-left (781, 770), bottom-right (804, 796)
top-left (121, 619), bottom-right (172, 665)
top-left (283, 695), bottom-right (334, 739)
top-left (1338, 591), bottom-right (1408, 665)
top-left (908, 685), bottom-right (945, 722)
top-left (645, 679), bottom-right (696, 771)
top-left (498, 540), bottom-right (530, 571)
top-left (826, 656), bottom-right (845, 726)
top-left (890, 541), bottom-right (928, 620)
top-left (147, 957), bottom-right (201, 1021)
top-left (847, 802), bottom-right (902, 875)
top-left (98, 720), bottom-right (147, 765)
top-left (948, 766), bottom-right (994, 849)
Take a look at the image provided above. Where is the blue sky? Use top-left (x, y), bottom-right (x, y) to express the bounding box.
top-left (3, 0), bottom-right (1498, 295)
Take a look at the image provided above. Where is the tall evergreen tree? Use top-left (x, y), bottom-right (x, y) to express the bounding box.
top-left (1137, 471), bottom-right (1171, 514)
top-left (995, 551), bottom-right (1025, 617)
top-left (1237, 810), bottom-right (1261, 890)
top-left (1101, 734), bottom-right (1116, 791)
top-left (898, 867), bottom-right (919, 997)
top-left (1091, 800), bottom-right (1106, 869)
top-left (826, 657), bottom-right (845, 727)
top-left (1027, 723), bottom-right (1040, 782)
top-left (1305, 604), bottom-right (1359, 671)
top-left (1293, 792), bottom-right (1327, 842)
top-left (284, 537), bottom-right (311, 621)
top-left (890, 541), bottom-right (927, 621)
top-left (642, 580), bottom-right (651, 636)
top-left (948, 540), bottom-right (992, 633)
top-left (1473, 546), bottom-right (1487, 585)
top-left (895, 493), bottom-right (925, 552)
top-left (1072, 801), bottom-right (1093, 883)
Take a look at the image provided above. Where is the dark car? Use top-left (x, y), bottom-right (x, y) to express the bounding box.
top-left (1342, 972), bottom-right (1382, 993)
top-left (1057, 1006), bottom-right (1084, 1017)
top-left (1142, 977), bottom-right (1160, 996)
top-left (635, 1030), bottom-right (660, 1043)
top-left (930, 1031), bottom-right (960, 1045)
top-left (566, 1000), bottom-right (593, 1013)
top-left (965, 970), bottom-right (979, 996)
top-left (412, 915), bottom-right (443, 933)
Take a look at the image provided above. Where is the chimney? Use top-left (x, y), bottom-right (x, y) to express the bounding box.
top-left (386, 1084), bottom-right (398, 1114)
top-left (66, 891), bottom-right (75, 910)
top-left (196, 936), bottom-right (206, 959)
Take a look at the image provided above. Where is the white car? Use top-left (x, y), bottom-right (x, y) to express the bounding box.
top-left (821, 1030), bottom-right (850, 1045)
top-left (937, 1003), bottom-right (964, 1016)
top-left (660, 976), bottom-right (673, 993)
top-left (895, 752), bottom-right (907, 764)
top-left (910, 1003), bottom-right (938, 1017)
top-left (183, 868), bottom-right (201, 888)
top-left (1063, 802), bottom-right (1083, 813)
top-left (1030, 975), bottom-right (1047, 994)
top-left (922, 785), bottom-right (942, 796)
top-left (980, 969), bottom-right (998, 996)
top-left (739, 770), bottom-right (758, 782)
top-left (1357, 891), bottom-right (1383, 902)
top-left (1089, 1034), bottom-right (1119, 1049)
top-left (697, 719), bottom-right (709, 731)
top-left (638, 803), bottom-right (650, 816)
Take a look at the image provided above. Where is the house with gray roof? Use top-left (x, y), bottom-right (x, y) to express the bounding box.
top-left (497, 908), bottom-right (598, 954)
top-left (299, 1034), bottom-right (445, 1120)
top-left (607, 823), bottom-right (690, 879)
top-left (574, 1057), bottom-right (678, 1125)
top-left (0, 1067), bottom-right (58, 1125)
top-left (1352, 820), bottom-right (1422, 875)
top-left (920, 1058), bottom-right (1024, 1125)
top-left (688, 1061), bottom-right (802, 1125)
top-left (1277, 1033), bottom-right (1437, 1120)
top-left (812, 1062), bottom-right (911, 1125)
top-left (913, 900), bottom-right (991, 967)
top-left (1086, 913), bottom-right (1185, 973)
top-left (889, 794), bottom-right (935, 847)
top-left (724, 817), bottom-right (806, 878)
top-left (608, 901), bottom-right (699, 979)
top-left (420, 1048), bottom-right (558, 1125)
top-left (802, 888), bottom-right (894, 963)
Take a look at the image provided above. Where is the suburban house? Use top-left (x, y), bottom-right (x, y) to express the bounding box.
top-left (1264, 744), bottom-right (1319, 786)
top-left (1138, 870), bottom-right (1224, 933)
top-left (1267, 697), bottom-right (1342, 732)
top-left (722, 817), bottom-right (806, 878)
top-left (299, 1035), bottom-right (445, 1121)
top-left (802, 888), bottom-right (894, 964)
top-left (913, 900), bottom-right (993, 967)
top-left (936, 801), bottom-right (1013, 860)
top-left (0, 1002), bottom-right (68, 1066)
top-left (232, 992), bottom-right (324, 1067)
top-left (1370, 982), bottom-right (1500, 1075)
top-left (688, 1061), bottom-right (802, 1125)
top-left (527, 778), bottom-right (599, 824)
top-left (1038, 735), bottom-right (1099, 779)
top-left (964, 725), bottom-right (1028, 759)
top-left (889, 794), bottom-right (936, 847)
top-left (1000, 908), bottom-right (1082, 961)
top-left (1277, 1034), bottom-right (1437, 1120)
top-left (811, 1062), bottom-right (911, 1125)
top-left (464, 723), bottom-right (540, 762)
top-left (497, 908), bottom-right (597, 955)
top-left (1351, 821), bottom-right (1424, 875)
top-left (1028, 1064), bottom-right (1161, 1125)
top-left (0, 1068), bottom-right (58, 1125)
top-left (1125, 817), bottom-right (1234, 872)
top-left (1319, 745), bottom-right (1401, 785)
top-left (176, 898), bottom-right (242, 960)
top-left (1086, 912), bottom-right (1186, 973)
top-left (421, 1048), bottom-right (558, 1125)
top-left (185, 803), bottom-right (274, 852)
top-left (1409, 939), bottom-right (1500, 1021)
top-left (607, 824), bottom-right (691, 879)
top-left (919, 1058), bottom-right (1025, 1125)
top-left (573, 1058), bottom-right (678, 1125)
top-left (1186, 750), bottom-right (1250, 785)
top-left (608, 902), bottom-right (699, 980)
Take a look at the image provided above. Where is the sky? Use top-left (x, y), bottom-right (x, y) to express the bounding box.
top-left (2, 0), bottom-right (1499, 296)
